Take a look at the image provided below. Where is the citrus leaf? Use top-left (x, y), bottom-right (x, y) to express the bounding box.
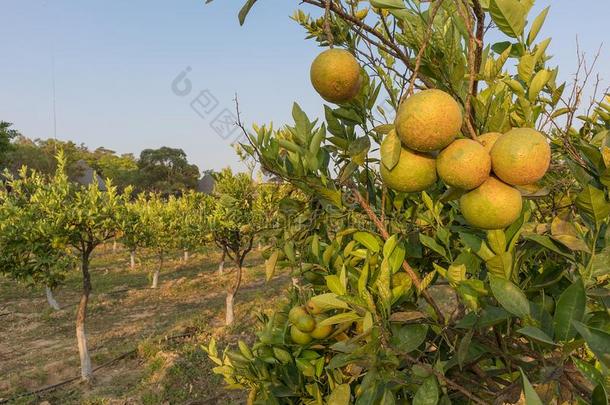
top-left (380, 131), bottom-right (402, 171)
top-left (413, 375), bottom-right (439, 405)
top-left (318, 311), bottom-right (361, 326)
top-left (309, 293), bottom-right (350, 311)
top-left (369, 0), bottom-right (405, 10)
top-left (265, 250), bottom-right (279, 281)
top-left (354, 231), bottom-right (380, 253)
top-left (527, 6), bottom-right (549, 45)
top-left (572, 321), bottom-right (610, 368)
top-left (238, 0), bottom-right (258, 26)
top-left (553, 278), bottom-right (585, 341)
top-left (327, 383), bottom-right (351, 405)
top-left (489, 0), bottom-right (527, 38)
top-left (489, 275), bottom-right (530, 318)
top-left (520, 369), bottom-right (544, 405)
top-left (517, 326), bottom-right (556, 345)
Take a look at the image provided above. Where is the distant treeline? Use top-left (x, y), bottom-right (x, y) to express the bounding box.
top-left (0, 121), bottom-right (203, 195)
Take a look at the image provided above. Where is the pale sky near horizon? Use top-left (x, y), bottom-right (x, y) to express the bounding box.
top-left (1, 1), bottom-right (609, 173)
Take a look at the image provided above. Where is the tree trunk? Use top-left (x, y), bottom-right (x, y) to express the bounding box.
top-left (112, 240), bottom-right (117, 253)
top-left (292, 277), bottom-right (300, 288)
top-left (218, 250), bottom-right (225, 275)
top-left (45, 286), bottom-right (61, 310)
top-left (76, 254), bottom-right (93, 381)
top-left (225, 291), bottom-right (235, 325)
top-left (225, 261), bottom-right (243, 326)
top-left (183, 249), bottom-right (189, 263)
top-left (152, 252), bottom-right (163, 288)
top-left (130, 249), bottom-right (136, 270)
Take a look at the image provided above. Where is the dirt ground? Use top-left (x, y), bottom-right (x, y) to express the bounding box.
top-left (0, 245), bottom-right (289, 404)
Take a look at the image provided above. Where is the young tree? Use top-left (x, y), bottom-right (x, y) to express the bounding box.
top-left (140, 193), bottom-right (176, 288)
top-left (208, 168), bottom-right (278, 325)
top-left (1, 153), bottom-right (121, 381)
top-left (0, 167), bottom-right (74, 311)
top-left (118, 190), bottom-right (151, 270)
top-left (205, 1), bottom-right (610, 403)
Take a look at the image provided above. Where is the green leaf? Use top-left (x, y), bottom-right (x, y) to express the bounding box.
top-left (369, 0), bottom-right (405, 10)
top-left (572, 321), bottom-right (610, 368)
top-left (489, 0), bottom-right (527, 38)
top-left (550, 212), bottom-right (591, 252)
top-left (523, 234), bottom-right (575, 260)
top-left (326, 275), bottom-right (347, 296)
top-left (489, 275), bottom-right (530, 318)
top-left (576, 185), bottom-right (610, 227)
top-left (528, 69), bottom-right (551, 102)
top-left (354, 231), bottom-right (380, 253)
top-left (457, 329), bottom-right (473, 370)
top-left (380, 131), bottom-right (402, 171)
top-left (485, 252), bottom-right (513, 279)
top-left (520, 369), bottom-right (544, 405)
top-left (309, 293), bottom-right (350, 311)
top-left (419, 234), bottom-right (447, 258)
top-left (592, 384), bottom-right (608, 405)
top-left (527, 6), bottom-right (549, 45)
top-left (413, 376), bottom-right (439, 405)
top-left (487, 230), bottom-right (506, 254)
top-left (349, 136), bottom-right (371, 166)
top-left (318, 311), bottom-right (361, 326)
top-left (517, 326), bottom-right (556, 345)
top-left (518, 53), bottom-right (536, 83)
top-left (265, 250), bottom-right (279, 282)
top-left (553, 279), bottom-right (585, 341)
top-left (327, 383), bottom-right (351, 405)
top-left (238, 0), bottom-right (258, 25)
top-left (391, 324), bottom-right (428, 353)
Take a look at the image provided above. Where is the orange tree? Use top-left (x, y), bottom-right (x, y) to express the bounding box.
top-left (1, 153), bottom-right (121, 382)
top-left (204, 1), bottom-right (610, 403)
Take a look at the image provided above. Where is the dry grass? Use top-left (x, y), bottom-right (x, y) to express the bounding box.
top-left (0, 244), bottom-right (289, 404)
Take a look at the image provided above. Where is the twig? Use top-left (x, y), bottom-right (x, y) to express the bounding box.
top-left (349, 185), bottom-right (446, 324)
top-left (323, 0), bottom-right (334, 46)
top-left (403, 353), bottom-right (488, 405)
top-left (302, 0), bottom-right (436, 89)
top-left (456, 0), bottom-right (478, 140)
top-left (407, 0), bottom-right (444, 96)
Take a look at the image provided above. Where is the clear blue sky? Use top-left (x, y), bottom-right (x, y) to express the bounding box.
top-left (1, 1), bottom-right (608, 172)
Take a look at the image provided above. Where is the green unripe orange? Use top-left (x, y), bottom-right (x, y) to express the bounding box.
top-left (460, 177), bottom-right (523, 230)
top-left (490, 128), bottom-right (551, 185)
top-left (290, 325), bottom-right (313, 345)
top-left (310, 49), bottom-right (361, 103)
top-left (437, 139), bottom-right (491, 190)
top-left (380, 132), bottom-right (437, 193)
top-left (395, 89), bottom-right (463, 152)
top-left (305, 299), bottom-right (323, 315)
top-left (288, 306), bottom-right (316, 332)
top-left (310, 316), bottom-right (333, 339)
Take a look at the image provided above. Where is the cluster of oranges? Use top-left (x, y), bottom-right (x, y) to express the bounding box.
top-left (309, 49), bottom-right (551, 230)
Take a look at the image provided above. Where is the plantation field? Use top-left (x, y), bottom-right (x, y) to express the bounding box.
top-left (0, 245), bottom-right (289, 404)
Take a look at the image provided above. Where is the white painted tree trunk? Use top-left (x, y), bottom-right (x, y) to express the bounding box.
top-left (130, 250), bottom-right (136, 270)
top-left (152, 270), bottom-right (159, 289)
top-left (225, 292), bottom-right (235, 325)
top-left (77, 254), bottom-right (93, 382)
top-left (45, 286), bottom-right (61, 310)
top-left (151, 253), bottom-right (163, 289)
top-left (112, 240), bottom-right (117, 253)
top-left (292, 277), bottom-right (300, 288)
top-left (183, 249), bottom-right (189, 263)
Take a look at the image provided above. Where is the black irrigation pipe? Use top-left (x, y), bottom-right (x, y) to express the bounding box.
top-left (0, 331), bottom-right (199, 404)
